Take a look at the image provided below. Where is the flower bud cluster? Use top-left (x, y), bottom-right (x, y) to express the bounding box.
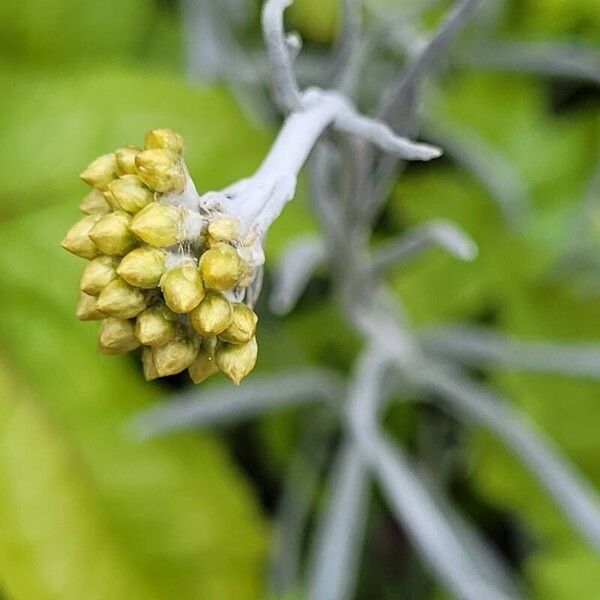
top-left (62, 128), bottom-right (259, 385)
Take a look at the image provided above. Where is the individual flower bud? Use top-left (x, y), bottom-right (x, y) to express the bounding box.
top-left (105, 175), bottom-right (154, 214)
top-left (80, 256), bottom-right (119, 296)
top-left (144, 128), bottom-right (185, 154)
top-left (61, 214), bottom-right (101, 259)
top-left (76, 292), bottom-right (105, 321)
top-left (199, 243), bottom-right (244, 291)
top-left (115, 146), bottom-right (140, 176)
top-left (96, 277), bottom-right (146, 319)
top-left (215, 337), bottom-right (258, 385)
top-left (98, 318), bottom-right (140, 354)
top-left (129, 202), bottom-right (182, 247)
top-left (80, 153), bottom-right (118, 190)
top-left (160, 261), bottom-right (205, 314)
top-left (142, 347), bottom-right (160, 381)
top-left (152, 335), bottom-right (199, 377)
top-left (135, 303), bottom-right (178, 346)
top-left (89, 210), bottom-right (136, 256)
top-left (79, 189), bottom-right (111, 215)
top-left (207, 216), bottom-right (240, 244)
top-left (117, 247), bottom-right (165, 288)
top-left (218, 303), bottom-right (257, 344)
top-left (188, 347), bottom-right (219, 384)
top-left (135, 149), bottom-right (185, 193)
top-left (189, 291), bottom-right (232, 336)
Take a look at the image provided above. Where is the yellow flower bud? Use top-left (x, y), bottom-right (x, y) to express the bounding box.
top-left (115, 146), bottom-right (140, 176)
top-left (188, 347), bottom-right (219, 384)
top-left (189, 291), bottom-right (232, 336)
top-left (144, 128), bottom-right (185, 154)
top-left (152, 336), bottom-right (199, 377)
top-left (135, 303), bottom-right (178, 346)
top-left (135, 149), bottom-right (185, 193)
top-left (61, 214), bottom-right (101, 260)
top-left (89, 210), bottom-right (137, 256)
top-left (117, 247), bottom-right (165, 288)
top-left (160, 261), bottom-right (205, 314)
top-left (206, 216), bottom-right (240, 244)
top-left (198, 243), bottom-right (244, 291)
top-left (129, 202), bottom-right (182, 247)
top-left (142, 346), bottom-right (160, 381)
top-left (215, 337), bottom-right (258, 385)
top-left (79, 189), bottom-right (111, 215)
top-left (76, 292), bottom-right (105, 321)
top-left (96, 277), bottom-right (146, 318)
top-left (218, 303), bottom-right (257, 344)
top-left (80, 255), bottom-right (119, 296)
top-left (105, 175), bottom-right (154, 214)
top-left (98, 318), bottom-right (140, 354)
top-left (80, 153), bottom-right (118, 190)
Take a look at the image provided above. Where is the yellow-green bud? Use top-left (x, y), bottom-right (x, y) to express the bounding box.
top-left (89, 210), bottom-right (137, 256)
top-left (198, 243), bottom-right (244, 291)
top-left (135, 303), bottom-right (178, 346)
top-left (117, 247), bottom-right (165, 288)
top-left (207, 216), bottom-right (240, 245)
top-left (218, 303), bottom-right (257, 344)
top-left (80, 189), bottom-right (111, 215)
top-left (61, 214), bottom-right (101, 260)
top-left (115, 146), bottom-right (140, 176)
top-left (152, 335), bottom-right (199, 377)
top-left (160, 261), bottom-right (205, 314)
top-left (98, 318), bottom-right (140, 354)
top-left (80, 153), bottom-right (118, 190)
top-left (96, 277), bottom-right (146, 319)
top-left (105, 175), bottom-right (154, 214)
top-left (135, 149), bottom-right (185, 193)
top-left (80, 256), bottom-right (119, 296)
top-left (76, 292), bottom-right (105, 321)
top-left (142, 346), bottom-right (160, 381)
top-left (189, 291), bottom-right (232, 336)
top-left (188, 347), bottom-right (219, 384)
top-left (215, 337), bottom-right (258, 385)
top-left (129, 202), bottom-right (182, 247)
top-left (144, 128), bottom-right (185, 154)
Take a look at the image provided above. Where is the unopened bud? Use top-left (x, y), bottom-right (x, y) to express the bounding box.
top-left (80, 256), bottom-right (119, 295)
top-left (80, 189), bottom-right (110, 215)
top-left (215, 337), bottom-right (258, 385)
top-left (188, 347), bottom-right (219, 384)
top-left (144, 128), bottom-right (185, 154)
top-left (76, 292), bottom-right (105, 321)
top-left (129, 202), bottom-right (182, 247)
top-left (218, 303), bottom-right (257, 344)
top-left (98, 318), bottom-right (140, 354)
top-left (61, 215), bottom-right (101, 259)
top-left (89, 210), bottom-right (136, 256)
top-left (207, 216), bottom-right (240, 245)
top-left (152, 335), bottom-right (199, 377)
top-left (80, 153), bottom-right (118, 190)
top-left (105, 175), bottom-right (154, 214)
top-left (135, 149), bottom-right (185, 193)
top-left (96, 277), bottom-right (146, 318)
top-left (189, 291), bottom-right (232, 336)
top-left (117, 247), bottom-right (165, 288)
top-left (199, 243), bottom-right (244, 291)
top-left (135, 302), bottom-right (178, 346)
top-left (115, 146), bottom-right (140, 176)
top-left (160, 261), bottom-right (205, 313)
top-left (142, 347), bottom-right (160, 381)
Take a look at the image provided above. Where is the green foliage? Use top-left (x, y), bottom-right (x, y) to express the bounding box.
top-left (388, 70), bottom-right (600, 598)
top-left (0, 69), bottom-right (271, 599)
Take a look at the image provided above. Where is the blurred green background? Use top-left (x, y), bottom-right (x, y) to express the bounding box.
top-left (0, 0), bottom-right (599, 598)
